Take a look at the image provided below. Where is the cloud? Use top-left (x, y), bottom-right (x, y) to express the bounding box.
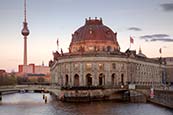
top-left (150, 38), bottom-right (173, 42)
top-left (128, 27), bottom-right (142, 31)
top-left (140, 34), bottom-right (169, 39)
top-left (161, 3), bottom-right (173, 11)
top-left (140, 34), bottom-right (173, 42)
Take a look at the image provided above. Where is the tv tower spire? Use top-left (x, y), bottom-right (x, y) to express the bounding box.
top-left (24, 0), bottom-right (27, 22)
top-left (21, 0), bottom-right (29, 66)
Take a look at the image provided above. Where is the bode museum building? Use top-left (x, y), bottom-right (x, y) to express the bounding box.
top-left (49, 18), bottom-right (168, 89)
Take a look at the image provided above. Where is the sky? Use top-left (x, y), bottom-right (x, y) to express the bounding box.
top-left (0, 0), bottom-right (173, 72)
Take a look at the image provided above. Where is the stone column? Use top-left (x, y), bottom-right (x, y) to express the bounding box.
top-left (106, 63), bottom-right (111, 86)
top-left (80, 62), bottom-right (84, 86)
top-left (70, 63), bottom-right (73, 86)
top-left (59, 64), bottom-right (63, 86)
top-left (93, 62), bottom-right (97, 86)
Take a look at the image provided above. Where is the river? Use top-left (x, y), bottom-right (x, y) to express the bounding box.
top-left (0, 93), bottom-right (172, 115)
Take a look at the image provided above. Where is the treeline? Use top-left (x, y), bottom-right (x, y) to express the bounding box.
top-left (0, 74), bottom-right (48, 86)
top-left (0, 75), bottom-right (16, 86)
top-left (17, 77), bottom-right (47, 85)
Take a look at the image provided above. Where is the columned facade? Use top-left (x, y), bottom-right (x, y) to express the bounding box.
top-left (50, 18), bottom-right (163, 89)
top-left (51, 55), bottom-right (162, 88)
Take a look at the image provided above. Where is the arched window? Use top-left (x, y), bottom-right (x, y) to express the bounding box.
top-left (111, 73), bottom-right (115, 86)
top-left (107, 46), bottom-right (112, 52)
top-left (86, 73), bottom-right (92, 86)
top-left (65, 75), bottom-right (69, 86)
top-left (99, 73), bottom-right (105, 86)
top-left (74, 74), bottom-right (80, 86)
top-left (112, 63), bottom-right (116, 69)
top-left (121, 74), bottom-right (124, 85)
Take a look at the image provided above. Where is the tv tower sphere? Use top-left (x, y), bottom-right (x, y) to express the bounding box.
top-left (21, 0), bottom-right (29, 37)
top-left (21, 22), bottom-right (30, 37)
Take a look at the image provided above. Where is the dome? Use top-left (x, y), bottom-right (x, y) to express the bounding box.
top-left (138, 53), bottom-right (146, 58)
top-left (137, 47), bottom-right (146, 58)
top-left (69, 18), bottom-right (119, 53)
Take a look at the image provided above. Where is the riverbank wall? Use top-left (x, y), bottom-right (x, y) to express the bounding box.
top-left (148, 90), bottom-right (173, 109)
top-left (50, 87), bottom-right (147, 103)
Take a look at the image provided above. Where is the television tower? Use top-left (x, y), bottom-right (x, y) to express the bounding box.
top-left (21, 0), bottom-right (29, 66)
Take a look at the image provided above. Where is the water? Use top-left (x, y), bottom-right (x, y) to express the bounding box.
top-left (0, 93), bottom-right (173, 115)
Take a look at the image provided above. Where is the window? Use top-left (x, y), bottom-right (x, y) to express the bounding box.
top-left (65, 75), bottom-right (69, 86)
top-left (99, 73), bottom-right (105, 86)
top-left (74, 74), bottom-right (80, 86)
top-left (98, 63), bottom-right (104, 70)
top-left (107, 46), bottom-right (112, 52)
top-left (65, 64), bottom-right (69, 72)
top-left (111, 74), bottom-right (115, 86)
top-left (121, 64), bottom-right (124, 70)
top-left (74, 63), bottom-right (79, 70)
top-left (86, 73), bottom-right (92, 86)
top-left (86, 63), bottom-right (92, 71)
top-left (112, 63), bottom-right (116, 69)
top-left (121, 74), bottom-right (124, 85)
top-left (88, 46), bottom-right (94, 51)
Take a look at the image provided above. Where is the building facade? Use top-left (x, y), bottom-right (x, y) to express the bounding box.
top-left (0, 69), bottom-right (7, 77)
top-left (165, 57), bottom-right (173, 85)
top-left (18, 64), bottom-right (50, 75)
top-left (18, 63), bottom-right (50, 82)
top-left (50, 18), bottom-right (164, 88)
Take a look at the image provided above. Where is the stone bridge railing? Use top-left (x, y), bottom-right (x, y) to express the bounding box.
top-left (149, 90), bottom-right (173, 108)
top-left (0, 85), bottom-right (60, 93)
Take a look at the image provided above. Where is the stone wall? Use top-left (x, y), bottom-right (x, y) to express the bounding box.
top-left (149, 90), bottom-right (173, 108)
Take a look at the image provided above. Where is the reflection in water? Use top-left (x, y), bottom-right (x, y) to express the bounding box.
top-left (1, 93), bottom-right (50, 104)
top-left (0, 93), bottom-right (173, 115)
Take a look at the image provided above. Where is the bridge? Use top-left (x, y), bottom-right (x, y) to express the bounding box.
top-left (0, 85), bottom-right (61, 98)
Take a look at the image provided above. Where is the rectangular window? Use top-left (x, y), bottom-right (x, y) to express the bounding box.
top-left (74, 63), bottom-right (79, 70)
top-left (86, 63), bottom-right (92, 71)
top-left (112, 63), bottom-right (116, 69)
top-left (88, 46), bottom-right (94, 51)
top-left (98, 63), bottom-right (104, 70)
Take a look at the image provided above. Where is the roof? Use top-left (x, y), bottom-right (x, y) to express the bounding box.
top-left (71, 18), bottom-right (117, 43)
